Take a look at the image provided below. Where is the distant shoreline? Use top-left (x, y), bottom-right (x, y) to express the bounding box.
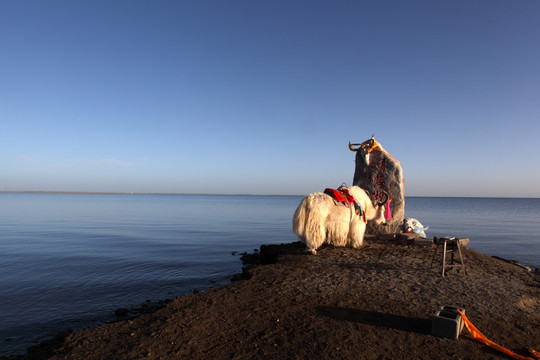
top-left (0, 191), bottom-right (538, 199)
top-left (0, 191), bottom-right (299, 197)
top-left (0, 190), bottom-right (133, 195)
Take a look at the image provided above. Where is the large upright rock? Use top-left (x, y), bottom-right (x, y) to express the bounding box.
top-left (350, 137), bottom-right (405, 235)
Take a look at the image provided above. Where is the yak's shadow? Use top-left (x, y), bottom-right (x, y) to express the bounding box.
top-left (316, 306), bottom-right (431, 335)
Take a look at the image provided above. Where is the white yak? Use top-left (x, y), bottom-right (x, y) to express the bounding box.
top-left (293, 186), bottom-right (388, 254)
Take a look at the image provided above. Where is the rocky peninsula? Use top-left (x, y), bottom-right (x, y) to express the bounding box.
top-left (13, 239), bottom-right (540, 360)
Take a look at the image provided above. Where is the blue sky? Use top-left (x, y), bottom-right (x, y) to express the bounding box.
top-left (1, 1), bottom-right (539, 196)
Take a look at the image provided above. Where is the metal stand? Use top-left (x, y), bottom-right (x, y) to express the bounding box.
top-left (430, 237), bottom-right (467, 277)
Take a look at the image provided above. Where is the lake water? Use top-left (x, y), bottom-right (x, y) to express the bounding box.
top-left (0, 193), bottom-right (538, 355)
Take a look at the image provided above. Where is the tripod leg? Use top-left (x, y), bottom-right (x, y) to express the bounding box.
top-left (442, 241), bottom-right (447, 277)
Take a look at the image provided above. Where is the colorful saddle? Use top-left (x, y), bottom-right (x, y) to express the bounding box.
top-left (324, 187), bottom-right (366, 223)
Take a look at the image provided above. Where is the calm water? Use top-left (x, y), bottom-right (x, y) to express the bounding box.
top-left (1, 194), bottom-right (539, 355)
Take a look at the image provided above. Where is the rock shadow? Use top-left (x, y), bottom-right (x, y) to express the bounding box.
top-left (316, 306), bottom-right (431, 335)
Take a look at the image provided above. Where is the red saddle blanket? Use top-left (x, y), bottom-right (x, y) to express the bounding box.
top-left (324, 188), bottom-right (366, 223)
top-left (324, 188), bottom-right (355, 206)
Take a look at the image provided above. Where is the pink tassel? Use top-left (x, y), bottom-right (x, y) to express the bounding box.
top-left (385, 198), bottom-right (392, 220)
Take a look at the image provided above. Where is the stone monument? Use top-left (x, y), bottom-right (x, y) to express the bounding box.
top-left (349, 136), bottom-right (405, 235)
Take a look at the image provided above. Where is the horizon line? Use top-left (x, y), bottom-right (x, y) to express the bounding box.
top-left (0, 190), bottom-right (538, 199)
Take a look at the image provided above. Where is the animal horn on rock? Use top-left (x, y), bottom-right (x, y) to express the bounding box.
top-left (377, 191), bottom-right (390, 206)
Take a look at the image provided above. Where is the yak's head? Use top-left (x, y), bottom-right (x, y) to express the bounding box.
top-left (372, 191), bottom-right (390, 225)
top-left (346, 186), bottom-right (391, 225)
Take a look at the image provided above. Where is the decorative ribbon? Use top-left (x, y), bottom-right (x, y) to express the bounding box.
top-left (385, 198), bottom-right (392, 221)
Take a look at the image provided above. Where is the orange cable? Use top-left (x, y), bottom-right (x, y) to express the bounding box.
top-left (456, 310), bottom-right (537, 360)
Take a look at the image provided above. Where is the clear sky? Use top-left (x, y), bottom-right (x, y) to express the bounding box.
top-left (1, 1), bottom-right (539, 196)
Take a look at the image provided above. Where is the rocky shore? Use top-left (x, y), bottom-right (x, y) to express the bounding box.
top-left (9, 240), bottom-right (540, 359)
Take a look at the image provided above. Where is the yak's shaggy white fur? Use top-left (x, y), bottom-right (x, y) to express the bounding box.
top-left (292, 186), bottom-right (387, 254)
